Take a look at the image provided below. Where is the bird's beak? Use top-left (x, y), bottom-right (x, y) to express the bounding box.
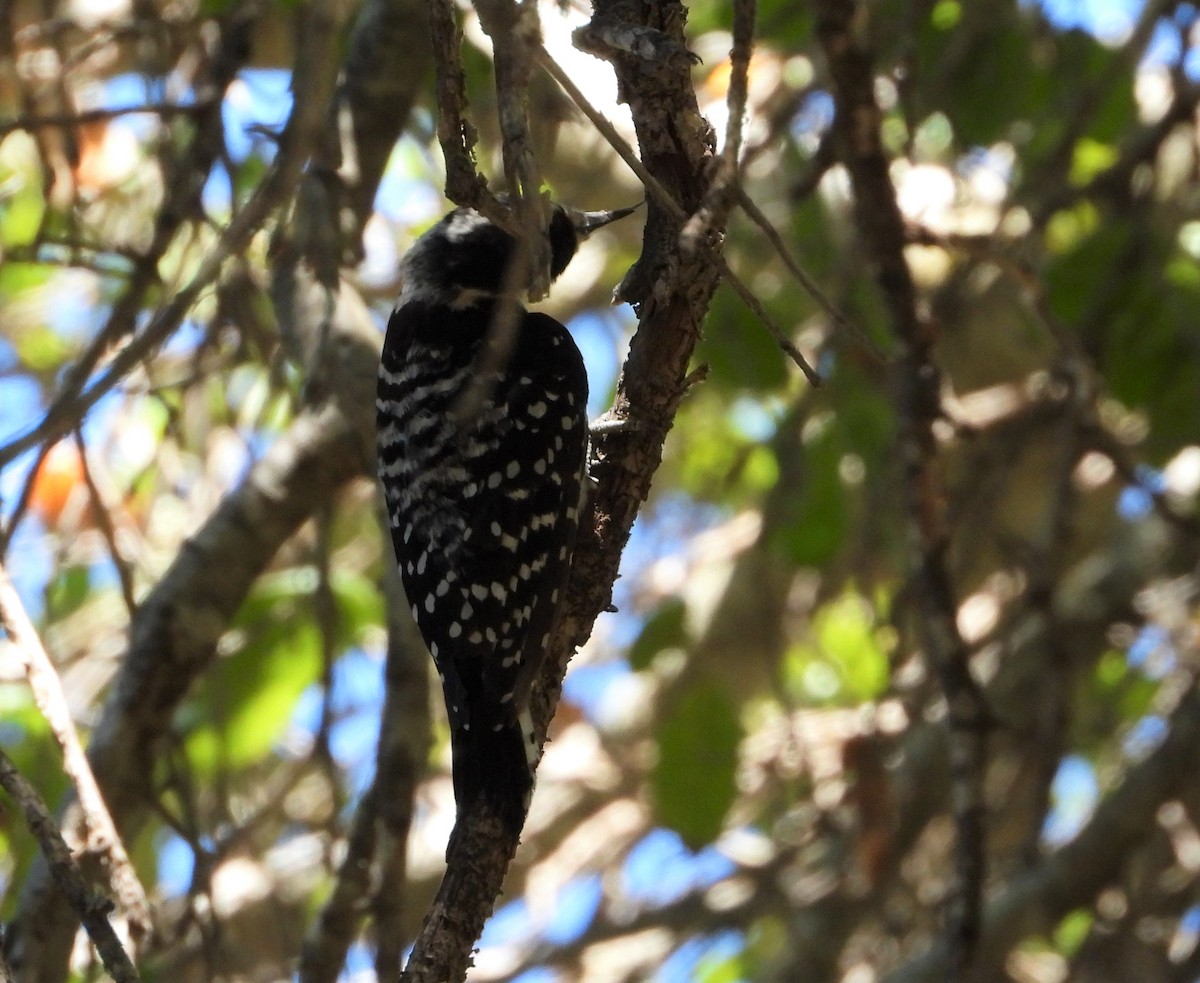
top-left (567, 202), bottom-right (641, 237)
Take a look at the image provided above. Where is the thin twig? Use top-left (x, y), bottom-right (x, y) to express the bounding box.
top-left (0, 441), bottom-right (53, 558)
top-left (736, 187), bottom-right (888, 362)
top-left (0, 750), bottom-right (141, 983)
top-left (723, 0), bottom-right (755, 171)
top-left (536, 46), bottom-right (823, 386)
top-left (72, 430), bottom-right (138, 616)
top-left (474, 0), bottom-right (552, 298)
top-left (0, 100), bottom-right (214, 139)
top-left (0, 12), bottom-right (261, 472)
top-left (0, 562), bottom-right (154, 945)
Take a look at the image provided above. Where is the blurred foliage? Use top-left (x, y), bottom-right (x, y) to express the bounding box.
top-left (1, 0), bottom-right (1200, 980)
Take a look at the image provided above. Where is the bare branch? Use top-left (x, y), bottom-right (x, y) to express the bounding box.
top-left (426, 0), bottom-right (492, 209)
top-left (0, 561), bottom-right (153, 947)
top-left (0, 100), bottom-right (214, 138)
top-left (0, 750), bottom-right (140, 983)
top-left (536, 46), bottom-right (824, 386)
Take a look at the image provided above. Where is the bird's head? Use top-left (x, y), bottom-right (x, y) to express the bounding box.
top-left (398, 200), bottom-right (639, 307)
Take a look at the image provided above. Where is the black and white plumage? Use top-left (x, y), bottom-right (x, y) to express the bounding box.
top-left (377, 200), bottom-right (636, 836)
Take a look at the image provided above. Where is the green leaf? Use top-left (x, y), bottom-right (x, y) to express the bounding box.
top-left (0, 262), bottom-right (53, 299)
top-left (771, 419), bottom-right (846, 567)
top-left (1054, 909), bottom-right (1093, 956)
top-left (332, 569), bottom-right (384, 648)
top-left (652, 683), bottom-right (741, 848)
top-left (1043, 217), bottom-right (1129, 324)
top-left (180, 571), bottom-right (325, 774)
top-left (817, 593), bottom-right (889, 700)
top-left (697, 949), bottom-right (747, 983)
top-left (46, 566), bottom-right (91, 620)
top-left (1100, 243), bottom-right (1200, 458)
top-left (784, 591), bottom-right (889, 704)
top-left (629, 598), bottom-right (689, 671)
top-left (697, 286), bottom-right (790, 392)
top-left (16, 325), bottom-right (72, 372)
top-left (184, 623), bottom-right (322, 774)
top-left (0, 188), bottom-right (44, 247)
top-left (920, 17), bottom-right (1031, 146)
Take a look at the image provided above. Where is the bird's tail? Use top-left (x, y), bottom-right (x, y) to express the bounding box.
top-left (444, 663), bottom-right (537, 842)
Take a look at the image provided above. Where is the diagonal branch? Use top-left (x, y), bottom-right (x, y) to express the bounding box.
top-left (0, 751), bottom-right (140, 983)
top-left (0, 563), bottom-right (152, 948)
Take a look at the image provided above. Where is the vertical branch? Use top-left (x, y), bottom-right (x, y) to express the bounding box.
top-left (0, 562), bottom-right (153, 948)
top-left (723, 0), bottom-right (755, 170)
top-left (473, 0), bottom-right (551, 297)
top-left (813, 0), bottom-right (989, 976)
top-left (426, 0), bottom-right (490, 207)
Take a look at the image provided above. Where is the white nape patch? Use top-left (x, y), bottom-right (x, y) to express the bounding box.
top-left (444, 208), bottom-right (489, 241)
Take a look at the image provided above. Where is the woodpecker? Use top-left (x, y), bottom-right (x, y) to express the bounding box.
top-left (377, 199), bottom-right (636, 838)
